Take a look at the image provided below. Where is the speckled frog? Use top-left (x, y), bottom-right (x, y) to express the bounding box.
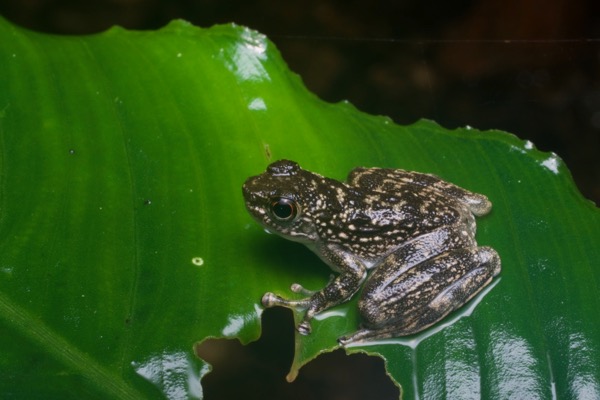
top-left (242, 160), bottom-right (501, 345)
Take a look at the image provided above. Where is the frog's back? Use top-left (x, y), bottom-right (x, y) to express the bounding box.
top-left (347, 166), bottom-right (491, 216)
top-left (324, 167), bottom-right (484, 264)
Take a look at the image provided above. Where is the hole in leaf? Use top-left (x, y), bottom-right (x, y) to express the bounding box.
top-left (196, 307), bottom-right (399, 400)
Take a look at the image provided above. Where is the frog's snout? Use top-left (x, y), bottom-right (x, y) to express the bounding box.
top-left (242, 176), bottom-right (257, 202)
top-left (242, 177), bottom-right (266, 217)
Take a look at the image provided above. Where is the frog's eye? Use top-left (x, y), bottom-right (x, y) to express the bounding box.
top-left (269, 197), bottom-right (299, 222)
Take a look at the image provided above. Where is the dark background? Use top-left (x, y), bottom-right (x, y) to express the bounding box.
top-left (1, 1), bottom-right (598, 399)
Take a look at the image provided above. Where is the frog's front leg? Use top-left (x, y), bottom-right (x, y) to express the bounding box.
top-left (262, 245), bottom-right (367, 335)
top-left (339, 245), bottom-right (500, 345)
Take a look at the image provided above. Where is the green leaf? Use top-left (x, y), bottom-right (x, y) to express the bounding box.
top-left (1, 16), bottom-right (599, 399)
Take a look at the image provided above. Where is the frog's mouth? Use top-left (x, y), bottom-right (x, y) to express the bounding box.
top-left (243, 201), bottom-right (316, 243)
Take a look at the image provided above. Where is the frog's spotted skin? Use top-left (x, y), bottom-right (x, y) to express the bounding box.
top-left (242, 160), bottom-right (501, 345)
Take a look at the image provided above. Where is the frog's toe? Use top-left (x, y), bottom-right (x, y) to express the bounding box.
top-left (479, 246), bottom-right (501, 276)
top-left (337, 335), bottom-right (354, 346)
top-left (337, 328), bottom-right (377, 346)
top-left (297, 320), bottom-right (312, 335)
top-left (290, 283), bottom-right (317, 295)
top-left (337, 336), bottom-right (349, 346)
top-left (261, 292), bottom-right (281, 307)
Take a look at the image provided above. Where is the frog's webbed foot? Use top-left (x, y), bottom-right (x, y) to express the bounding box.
top-left (261, 292), bottom-right (315, 335)
top-left (263, 269), bottom-right (365, 337)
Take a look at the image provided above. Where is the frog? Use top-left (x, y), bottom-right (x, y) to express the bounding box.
top-left (242, 160), bottom-right (501, 345)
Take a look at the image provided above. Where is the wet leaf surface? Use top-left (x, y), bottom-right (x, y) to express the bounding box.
top-left (0, 17), bottom-right (598, 399)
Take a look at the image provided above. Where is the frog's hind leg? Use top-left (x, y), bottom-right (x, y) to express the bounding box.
top-left (339, 246), bottom-right (500, 346)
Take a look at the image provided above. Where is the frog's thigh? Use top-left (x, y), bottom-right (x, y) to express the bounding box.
top-left (358, 246), bottom-right (500, 337)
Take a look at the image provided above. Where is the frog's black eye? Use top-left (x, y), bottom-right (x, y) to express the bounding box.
top-left (269, 197), bottom-right (299, 221)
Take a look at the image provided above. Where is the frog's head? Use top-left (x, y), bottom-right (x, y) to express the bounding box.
top-left (243, 160), bottom-right (337, 243)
